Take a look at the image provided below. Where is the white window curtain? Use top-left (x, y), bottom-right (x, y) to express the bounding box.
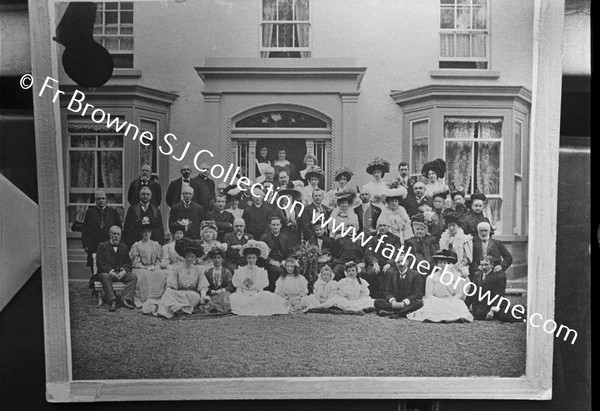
top-left (295, 0), bottom-right (310, 58)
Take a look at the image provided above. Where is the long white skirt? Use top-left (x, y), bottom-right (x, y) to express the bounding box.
top-left (328, 296), bottom-right (375, 312)
top-left (407, 296), bottom-right (473, 323)
top-left (302, 294), bottom-right (337, 310)
top-left (133, 268), bottom-right (167, 307)
top-left (230, 290), bottom-right (289, 316)
top-left (154, 288), bottom-right (201, 319)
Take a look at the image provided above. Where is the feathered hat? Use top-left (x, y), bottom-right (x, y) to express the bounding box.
top-left (366, 157), bottom-right (390, 175)
top-left (421, 158), bottom-right (447, 179)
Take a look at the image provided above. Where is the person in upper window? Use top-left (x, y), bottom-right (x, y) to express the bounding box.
top-left (127, 164), bottom-right (162, 207)
top-left (362, 157), bottom-right (391, 208)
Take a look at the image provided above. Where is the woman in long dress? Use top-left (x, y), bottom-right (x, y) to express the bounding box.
top-left (275, 257), bottom-right (310, 313)
top-left (407, 249), bottom-right (473, 323)
top-left (302, 265), bottom-right (339, 309)
top-left (160, 223), bottom-right (186, 271)
top-left (362, 157), bottom-right (391, 208)
top-left (151, 242), bottom-right (211, 318)
top-left (130, 217), bottom-right (168, 308)
top-left (380, 187), bottom-right (413, 243)
top-left (229, 241), bottom-right (289, 316)
top-left (329, 261), bottom-right (375, 312)
top-left (438, 212), bottom-right (473, 279)
top-left (323, 167), bottom-right (360, 209)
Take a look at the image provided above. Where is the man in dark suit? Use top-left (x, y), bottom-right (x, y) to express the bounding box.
top-left (354, 189), bottom-right (382, 236)
top-left (242, 188), bottom-right (277, 240)
top-left (471, 255), bottom-right (509, 320)
top-left (223, 218), bottom-right (254, 273)
top-left (260, 215), bottom-right (292, 291)
top-left (127, 164), bottom-right (162, 207)
top-left (402, 181), bottom-right (433, 217)
top-left (168, 185), bottom-right (205, 239)
top-left (403, 213), bottom-right (438, 266)
top-left (123, 186), bottom-right (165, 247)
top-left (206, 195), bottom-right (234, 241)
top-left (331, 220), bottom-right (366, 280)
top-left (363, 216), bottom-right (403, 299)
top-left (191, 161), bottom-right (216, 212)
top-left (95, 226), bottom-right (136, 311)
top-left (165, 164), bottom-right (201, 208)
top-left (300, 188), bottom-right (331, 240)
top-left (395, 162), bottom-right (415, 191)
top-left (81, 190), bottom-right (121, 281)
top-left (374, 252), bottom-right (424, 317)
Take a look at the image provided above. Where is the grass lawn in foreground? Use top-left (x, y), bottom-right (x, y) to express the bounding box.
top-left (69, 281), bottom-right (526, 380)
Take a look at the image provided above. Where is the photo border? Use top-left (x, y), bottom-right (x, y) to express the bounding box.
top-left (30, 0), bottom-right (564, 402)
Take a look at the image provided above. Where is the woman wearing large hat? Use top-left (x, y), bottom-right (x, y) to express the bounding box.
top-left (196, 220), bottom-right (228, 273)
top-left (363, 157), bottom-right (391, 208)
top-left (229, 241), bottom-right (289, 316)
top-left (323, 166), bottom-right (360, 208)
top-left (130, 216), bottom-right (169, 310)
top-left (407, 249), bottom-right (473, 323)
top-left (380, 186), bottom-right (413, 242)
top-left (151, 239), bottom-right (211, 318)
top-left (301, 165), bottom-right (325, 205)
top-left (421, 158), bottom-right (450, 200)
top-left (328, 187), bottom-right (359, 239)
top-left (224, 185), bottom-right (245, 220)
top-left (463, 192), bottom-right (494, 236)
top-left (159, 222), bottom-right (187, 270)
top-left (299, 153), bottom-right (319, 182)
top-left (438, 211), bottom-right (473, 279)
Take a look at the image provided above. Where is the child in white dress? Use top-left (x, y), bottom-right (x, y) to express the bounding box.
top-left (275, 257), bottom-right (309, 313)
top-left (330, 261), bottom-right (375, 312)
top-left (303, 266), bottom-right (339, 309)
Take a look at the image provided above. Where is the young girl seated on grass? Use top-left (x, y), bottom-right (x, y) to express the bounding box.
top-left (330, 261), bottom-right (375, 312)
top-left (303, 265), bottom-right (339, 309)
top-left (275, 257), bottom-right (309, 313)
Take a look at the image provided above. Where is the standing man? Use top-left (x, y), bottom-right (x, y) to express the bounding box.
top-left (123, 186), bottom-right (165, 247)
top-left (96, 226), bottom-right (137, 311)
top-left (354, 187), bottom-right (381, 236)
top-left (300, 188), bottom-right (331, 240)
top-left (127, 164), bottom-right (162, 207)
top-left (395, 162), bottom-right (414, 190)
top-left (260, 216), bottom-right (292, 291)
top-left (402, 181), bottom-right (433, 218)
top-left (192, 161), bottom-right (216, 212)
top-left (82, 190), bottom-right (122, 287)
top-left (168, 186), bottom-right (205, 239)
top-left (165, 164), bottom-right (201, 208)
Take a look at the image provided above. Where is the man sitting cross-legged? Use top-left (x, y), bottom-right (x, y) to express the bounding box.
top-left (374, 251), bottom-right (424, 318)
top-left (96, 226), bottom-right (137, 312)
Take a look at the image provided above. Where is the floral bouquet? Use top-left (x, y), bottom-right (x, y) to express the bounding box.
top-left (177, 218), bottom-right (191, 231)
top-left (295, 241), bottom-right (321, 288)
top-left (242, 277), bottom-right (254, 290)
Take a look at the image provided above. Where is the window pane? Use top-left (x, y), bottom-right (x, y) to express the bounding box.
top-left (444, 120), bottom-right (474, 139)
top-left (97, 151), bottom-right (123, 188)
top-left (277, 24), bottom-right (295, 47)
top-left (69, 193), bottom-right (95, 204)
top-left (106, 193), bottom-right (124, 204)
top-left (485, 198), bottom-right (502, 231)
top-left (93, 26), bottom-right (102, 35)
top-left (445, 141), bottom-right (472, 192)
top-left (456, 6), bottom-right (471, 29)
top-left (440, 8), bottom-right (455, 29)
top-left (70, 151), bottom-right (95, 188)
top-left (95, 11), bottom-right (102, 24)
top-left (412, 120), bottom-right (428, 138)
top-left (473, 5), bottom-right (487, 29)
top-left (112, 54), bottom-right (134, 69)
top-left (120, 37), bottom-right (134, 50)
top-left (120, 11), bottom-right (133, 24)
top-left (455, 33), bottom-right (471, 57)
top-left (121, 2), bottom-right (134, 10)
top-left (105, 26), bottom-right (118, 35)
top-left (140, 120), bottom-right (158, 172)
top-left (71, 135), bottom-right (96, 147)
top-left (441, 0), bottom-right (455, 4)
top-left (105, 3), bottom-right (118, 10)
top-left (98, 134), bottom-right (123, 148)
top-left (104, 37), bottom-right (118, 50)
top-left (105, 11), bottom-right (118, 24)
top-left (471, 33), bottom-right (486, 57)
top-left (475, 141), bottom-right (500, 194)
top-left (278, 0), bottom-right (294, 21)
top-left (478, 121), bottom-right (502, 139)
top-left (263, 0), bottom-right (276, 20)
top-left (515, 121), bottom-right (523, 174)
top-left (296, 0), bottom-right (309, 20)
top-left (120, 26), bottom-right (133, 35)
top-left (440, 33), bottom-right (455, 57)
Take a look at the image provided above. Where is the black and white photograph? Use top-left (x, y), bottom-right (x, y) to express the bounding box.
top-left (0, 0), bottom-right (590, 407)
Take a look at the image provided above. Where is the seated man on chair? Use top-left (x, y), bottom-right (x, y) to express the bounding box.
top-left (96, 226), bottom-right (137, 312)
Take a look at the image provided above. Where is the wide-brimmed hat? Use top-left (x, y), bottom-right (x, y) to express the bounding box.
top-left (278, 181), bottom-right (304, 200)
top-left (224, 185), bottom-right (243, 201)
top-left (384, 186), bottom-right (408, 201)
top-left (239, 240), bottom-right (270, 259)
top-left (200, 220), bottom-right (218, 232)
top-left (135, 216), bottom-right (155, 230)
top-left (444, 212), bottom-right (462, 226)
top-left (304, 165), bottom-right (324, 181)
top-left (421, 158), bottom-right (447, 179)
top-left (470, 192), bottom-right (487, 202)
top-left (431, 249), bottom-right (458, 264)
top-left (174, 238), bottom-right (204, 258)
top-left (432, 190), bottom-right (449, 200)
top-left (334, 187), bottom-right (357, 204)
top-left (333, 166), bottom-right (354, 182)
top-left (366, 157), bottom-right (390, 175)
top-left (169, 222), bottom-right (187, 235)
top-left (207, 245), bottom-right (227, 258)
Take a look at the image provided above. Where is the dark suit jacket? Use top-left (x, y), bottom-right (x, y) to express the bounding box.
top-left (463, 211), bottom-right (494, 236)
top-left (404, 235), bottom-right (439, 266)
top-left (472, 269), bottom-right (507, 318)
top-left (470, 238), bottom-right (513, 276)
top-left (223, 232), bottom-right (254, 264)
top-left (242, 202), bottom-right (277, 240)
top-left (206, 209), bottom-right (235, 241)
top-left (402, 194), bottom-right (433, 217)
top-left (384, 268), bottom-right (424, 304)
top-left (204, 267), bottom-right (234, 293)
top-left (260, 231), bottom-right (292, 263)
top-left (332, 236), bottom-right (365, 265)
top-left (165, 177), bottom-right (202, 208)
top-left (81, 206), bottom-right (121, 265)
top-left (307, 235), bottom-right (335, 254)
top-left (364, 232), bottom-right (402, 267)
top-left (168, 201), bottom-right (205, 239)
top-left (299, 203), bottom-right (331, 239)
top-left (96, 240), bottom-right (132, 274)
top-left (127, 178), bottom-right (162, 207)
top-left (354, 203), bottom-right (382, 234)
top-left (191, 175), bottom-right (216, 212)
top-left (279, 202), bottom-right (303, 248)
top-left (123, 203), bottom-right (165, 247)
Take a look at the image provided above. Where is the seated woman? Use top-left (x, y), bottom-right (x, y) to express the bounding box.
top-left (407, 249), bottom-right (473, 323)
top-left (462, 192), bottom-right (494, 236)
top-left (380, 187), bottom-right (413, 243)
top-left (151, 241), bottom-right (211, 318)
top-left (421, 159), bottom-right (450, 203)
top-left (330, 261), bottom-right (375, 312)
top-left (203, 247), bottom-right (234, 313)
top-left (229, 241), bottom-right (289, 316)
top-left (363, 157), bottom-right (391, 208)
top-left (275, 257), bottom-right (309, 313)
top-left (130, 217), bottom-right (168, 309)
top-left (224, 186), bottom-right (244, 220)
top-left (438, 212), bottom-right (473, 279)
top-left (329, 189), bottom-right (359, 239)
top-left (160, 223), bottom-right (186, 271)
top-left (323, 166), bottom-right (360, 209)
top-left (302, 265), bottom-right (339, 309)
top-left (195, 220), bottom-right (228, 273)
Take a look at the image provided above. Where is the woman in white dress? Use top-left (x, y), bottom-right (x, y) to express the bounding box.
top-left (302, 265), bottom-right (339, 309)
top-left (195, 220), bottom-right (228, 273)
top-left (421, 159), bottom-right (450, 203)
top-left (438, 212), bottom-right (473, 279)
top-left (129, 217), bottom-right (168, 308)
top-left (329, 188), bottom-right (359, 239)
top-left (330, 261), bottom-right (375, 312)
top-left (151, 243), bottom-right (211, 318)
top-left (229, 241), bottom-right (289, 316)
top-left (362, 157), bottom-right (391, 208)
top-left (407, 249), bottom-right (473, 323)
top-left (275, 257), bottom-right (310, 313)
top-left (224, 187), bottom-right (244, 220)
top-left (160, 223), bottom-right (186, 271)
top-left (380, 187), bottom-right (413, 243)
top-left (323, 167), bottom-right (360, 209)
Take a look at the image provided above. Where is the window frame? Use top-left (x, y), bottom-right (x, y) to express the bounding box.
top-left (409, 117), bottom-right (430, 179)
top-left (93, 1), bottom-right (134, 69)
top-left (259, 0), bottom-right (312, 58)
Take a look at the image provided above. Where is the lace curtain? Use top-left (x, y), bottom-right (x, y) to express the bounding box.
top-left (295, 0), bottom-right (310, 58)
top-left (261, 0), bottom-right (309, 58)
top-left (440, 1), bottom-right (487, 58)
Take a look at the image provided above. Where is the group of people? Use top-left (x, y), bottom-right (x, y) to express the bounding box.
top-left (81, 152), bottom-right (516, 322)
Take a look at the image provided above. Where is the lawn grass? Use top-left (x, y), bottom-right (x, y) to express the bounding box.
top-left (69, 281), bottom-right (526, 380)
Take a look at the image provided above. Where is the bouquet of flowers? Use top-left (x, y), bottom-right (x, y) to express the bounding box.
top-left (177, 218), bottom-right (191, 231)
top-left (242, 277), bottom-right (254, 290)
top-left (295, 241), bottom-right (321, 287)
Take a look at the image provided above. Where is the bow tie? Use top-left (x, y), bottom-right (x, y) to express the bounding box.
top-left (183, 179), bottom-right (190, 183)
